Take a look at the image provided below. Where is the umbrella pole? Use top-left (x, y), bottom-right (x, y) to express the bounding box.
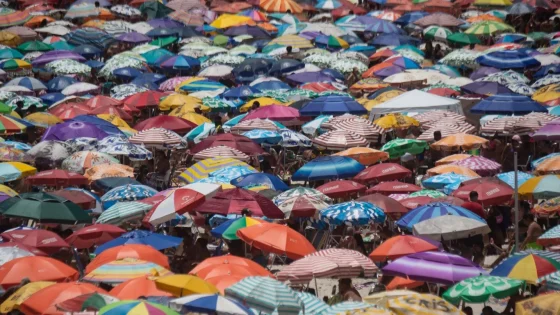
top-left (313, 277), bottom-right (319, 298)
top-left (514, 152), bottom-right (519, 252)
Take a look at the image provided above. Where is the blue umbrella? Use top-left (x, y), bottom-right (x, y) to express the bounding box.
top-left (85, 60), bottom-right (104, 69)
top-left (141, 48), bottom-right (175, 66)
top-left (170, 294), bottom-right (254, 315)
top-left (135, 73), bottom-right (167, 85)
top-left (320, 201), bottom-right (386, 225)
top-left (5, 77), bottom-right (46, 91)
top-left (131, 77), bottom-right (159, 90)
top-left (429, 64), bottom-right (461, 78)
top-left (113, 67), bottom-right (143, 81)
top-left (147, 18), bottom-right (183, 29)
top-left (242, 129), bottom-right (282, 144)
top-left (222, 86), bottom-right (261, 100)
top-left (321, 69), bottom-right (345, 81)
top-left (461, 82), bottom-right (512, 95)
top-left (300, 95), bottom-right (367, 116)
top-left (371, 34), bottom-right (420, 47)
top-left (422, 173), bottom-right (474, 190)
top-left (146, 27), bottom-right (178, 38)
top-left (476, 50), bottom-right (541, 70)
top-left (94, 230), bottom-right (182, 254)
top-left (100, 184), bottom-right (158, 209)
top-left (210, 166), bottom-right (256, 182)
top-left (72, 44), bottom-right (102, 58)
top-left (185, 123), bottom-right (215, 144)
top-left (0, 141), bottom-right (32, 151)
top-left (0, 48), bottom-right (22, 59)
top-left (394, 11), bottom-right (429, 25)
top-left (231, 173), bottom-right (289, 191)
top-left (160, 55), bottom-right (200, 71)
top-left (497, 33), bottom-right (529, 43)
top-left (91, 177), bottom-right (142, 192)
top-left (470, 93), bottom-right (547, 115)
top-left (47, 76), bottom-right (78, 92)
top-left (251, 79), bottom-right (290, 91)
top-left (496, 171), bottom-right (534, 188)
top-left (71, 115), bottom-right (125, 136)
top-left (535, 65), bottom-right (560, 79)
top-left (223, 114), bottom-right (248, 132)
top-left (65, 29), bottom-right (115, 50)
top-left (341, 35), bottom-right (363, 45)
top-left (396, 202), bottom-right (486, 231)
top-left (269, 59), bottom-right (305, 76)
top-left (365, 18), bottom-right (402, 34)
top-left (286, 72), bottom-right (336, 85)
top-left (346, 45), bottom-right (376, 56)
top-left (292, 156), bottom-right (365, 181)
top-left (233, 58), bottom-right (273, 84)
top-left (51, 41), bottom-right (75, 51)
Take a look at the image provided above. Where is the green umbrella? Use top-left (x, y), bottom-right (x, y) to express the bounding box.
top-left (443, 275), bottom-right (524, 304)
top-left (448, 32), bottom-right (481, 45)
top-left (0, 102), bottom-right (12, 114)
top-left (150, 36), bottom-right (178, 48)
top-left (213, 35), bottom-right (229, 47)
top-left (139, 1), bottom-right (174, 19)
top-left (202, 97), bottom-right (235, 112)
top-left (409, 189), bottom-right (447, 198)
top-left (51, 41), bottom-right (75, 51)
top-left (16, 40), bottom-right (53, 52)
top-left (528, 32), bottom-right (547, 40)
top-left (464, 21), bottom-right (514, 35)
top-left (381, 139), bottom-right (428, 159)
top-left (141, 48), bottom-right (174, 65)
top-left (423, 26), bottom-right (452, 41)
top-left (262, 43), bottom-right (286, 54)
top-left (0, 192), bottom-right (92, 224)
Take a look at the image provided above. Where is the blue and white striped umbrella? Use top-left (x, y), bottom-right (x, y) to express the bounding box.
top-left (365, 19), bottom-right (401, 34)
top-left (224, 277), bottom-right (303, 315)
top-left (210, 166), bottom-right (257, 182)
top-left (185, 123), bottom-right (216, 144)
top-left (101, 184), bottom-right (158, 209)
top-left (315, 0), bottom-right (341, 10)
top-left (397, 202), bottom-right (486, 231)
top-left (496, 171), bottom-right (534, 188)
top-left (97, 200), bottom-right (154, 224)
top-left (475, 50), bottom-right (541, 70)
top-left (169, 294), bottom-right (254, 315)
top-left (0, 141), bottom-right (32, 151)
top-left (278, 129), bottom-right (312, 147)
top-left (66, 137), bottom-right (98, 151)
top-left (99, 142), bottom-right (153, 160)
top-left (532, 153), bottom-right (560, 169)
top-left (5, 77), bottom-right (47, 92)
top-left (320, 201), bottom-right (386, 226)
top-left (422, 173), bottom-right (474, 190)
top-left (320, 302), bottom-right (372, 315)
top-left (295, 292), bottom-right (328, 315)
top-left (242, 129), bottom-right (282, 145)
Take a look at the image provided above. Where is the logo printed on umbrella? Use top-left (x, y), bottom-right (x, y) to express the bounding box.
top-left (486, 188), bottom-right (500, 196)
top-left (393, 185), bottom-right (411, 189)
top-left (321, 185), bottom-right (340, 192)
top-left (180, 195), bottom-right (195, 205)
top-left (382, 166), bottom-right (398, 174)
top-left (9, 234), bottom-right (25, 239)
top-left (41, 237), bottom-right (59, 244)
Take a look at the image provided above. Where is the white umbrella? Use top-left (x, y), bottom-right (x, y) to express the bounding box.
top-left (61, 82), bottom-right (99, 96)
top-left (35, 25), bottom-right (70, 36)
top-left (0, 246), bottom-right (34, 266)
top-left (132, 22), bottom-right (153, 34)
top-left (198, 65), bottom-right (233, 78)
top-left (412, 215), bottom-right (491, 241)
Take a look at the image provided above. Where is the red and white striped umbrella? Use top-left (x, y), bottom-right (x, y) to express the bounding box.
top-left (231, 119), bottom-right (280, 132)
top-left (414, 110), bottom-right (466, 126)
top-left (507, 112), bottom-right (556, 135)
top-left (480, 116), bottom-right (521, 136)
top-left (331, 119), bottom-right (383, 143)
top-left (308, 248), bottom-right (377, 276)
top-left (277, 195), bottom-right (329, 218)
top-left (451, 156), bottom-right (502, 176)
top-left (129, 128), bottom-right (183, 148)
top-left (143, 183), bottom-right (221, 225)
top-left (193, 146), bottom-right (250, 161)
top-left (312, 130), bottom-right (368, 150)
top-left (417, 122), bottom-right (476, 141)
top-left (320, 114), bottom-right (361, 130)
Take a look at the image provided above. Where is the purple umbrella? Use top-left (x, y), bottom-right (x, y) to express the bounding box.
top-left (375, 65), bottom-right (404, 78)
top-left (31, 51), bottom-right (86, 67)
top-left (147, 18), bottom-right (182, 28)
top-left (382, 251), bottom-right (487, 285)
top-left (286, 72), bottom-right (336, 84)
top-left (116, 32), bottom-right (151, 44)
top-left (532, 119), bottom-right (560, 141)
top-left (461, 81), bottom-right (512, 95)
top-left (470, 66), bottom-right (499, 80)
top-left (41, 121), bottom-right (109, 141)
top-left (299, 31), bottom-right (322, 40)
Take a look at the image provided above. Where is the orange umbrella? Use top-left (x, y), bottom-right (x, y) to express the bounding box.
top-left (258, 22), bottom-right (277, 33)
top-left (0, 257), bottom-right (78, 289)
top-left (86, 244), bottom-right (169, 274)
top-left (467, 14), bottom-right (503, 23)
top-left (535, 156), bottom-right (560, 175)
top-left (24, 15), bottom-right (55, 28)
top-left (84, 164), bottom-right (134, 181)
top-left (333, 147), bottom-right (389, 165)
top-left (386, 277), bottom-right (424, 290)
top-left (427, 165), bottom-right (480, 177)
top-left (237, 223), bottom-right (316, 259)
top-left (190, 256), bottom-right (273, 293)
top-left (110, 275), bottom-right (172, 299)
top-left (259, 0), bottom-right (302, 13)
top-left (369, 235), bottom-right (437, 262)
top-left (430, 134), bottom-right (488, 151)
top-left (435, 154), bottom-right (471, 166)
top-left (20, 282), bottom-right (108, 315)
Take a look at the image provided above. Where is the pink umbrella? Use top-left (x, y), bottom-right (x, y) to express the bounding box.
top-left (316, 180), bottom-right (366, 198)
top-left (193, 146), bottom-right (250, 161)
top-left (158, 76), bottom-right (192, 91)
top-left (451, 156), bottom-right (502, 176)
top-left (366, 182), bottom-right (422, 195)
top-left (241, 105), bottom-right (302, 124)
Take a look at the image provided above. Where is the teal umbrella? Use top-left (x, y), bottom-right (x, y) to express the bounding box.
top-left (141, 48), bottom-right (174, 65)
top-left (51, 41), bottom-right (75, 51)
top-left (139, 1), bottom-right (174, 19)
top-left (17, 40), bottom-right (53, 52)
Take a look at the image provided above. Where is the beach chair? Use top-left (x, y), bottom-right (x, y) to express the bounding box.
top-left (518, 155), bottom-right (532, 172)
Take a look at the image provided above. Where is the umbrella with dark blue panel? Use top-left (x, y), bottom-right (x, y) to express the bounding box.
top-left (171, 26), bottom-right (199, 38)
top-left (231, 173), bottom-right (289, 191)
top-left (146, 27), bottom-right (178, 38)
top-left (73, 44), bottom-right (102, 58)
top-left (269, 59), bottom-right (305, 76)
top-left (394, 11), bottom-right (429, 25)
top-left (371, 34), bottom-right (420, 47)
top-left (135, 73), bottom-right (167, 85)
top-left (535, 65), bottom-right (560, 79)
top-left (40, 93), bottom-right (66, 106)
top-left (65, 29), bottom-right (115, 50)
top-left (47, 76), bottom-right (78, 92)
top-left (85, 60), bottom-right (104, 69)
top-left (365, 18), bottom-right (403, 34)
top-left (461, 81), bottom-right (512, 95)
top-left (94, 230), bottom-right (182, 254)
top-left (251, 79), bottom-right (290, 91)
top-left (476, 50), bottom-right (541, 69)
top-left (113, 67), bottom-right (143, 81)
top-left (321, 69), bottom-right (345, 81)
top-left (147, 18), bottom-right (183, 28)
top-left (300, 95), bottom-right (368, 116)
top-left (71, 115), bottom-right (125, 136)
top-left (292, 156), bottom-right (365, 181)
top-left (160, 55), bottom-right (200, 72)
top-left (131, 77), bottom-right (159, 90)
top-left (224, 25), bottom-right (271, 39)
top-left (470, 93), bottom-right (548, 115)
top-left (286, 71), bottom-right (337, 84)
top-left (233, 58), bottom-right (274, 84)
top-left (222, 86), bottom-right (261, 100)
top-left (346, 45), bottom-right (376, 56)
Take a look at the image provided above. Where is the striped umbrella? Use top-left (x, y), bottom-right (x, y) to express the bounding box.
top-left (417, 123), bottom-right (477, 141)
top-left (536, 224), bottom-right (560, 246)
top-left (273, 187), bottom-right (332, 205)
top-left (97, 200), bottom-right (156, 225)
top-left (307, 248), bottom-right (377, 276)
top-left (296, 292), bottom-right (328, 315)
top-left (397, 202), bottom-right (486, 231)
top-left (269, 35), bottom-right (313, 49)
top-left (101, 184), bottom-right (157, 209)
top-left (179, 158), bottom-right (255, 184)
top-left (242, 129), bottom-right (282, 145)
top-left (224, 277), bottom-right (303, 315)
top-left (320, 201), bottom-right (386, 225)
top-left (321, 302), bottom-right (372, 315)
top-left (312, 130), bottom-right (369, 151)
top-left (169, 294), bottom-right (253, 315)
top-left (331, 119), bottom-right (383, 143)
top-left (0, 115), bottom-right (27, 133)
top-left (423, 25), bottom-right (452, 41)
top-left (129, 128), bottom-right (184, 149)
top-left (178, 79), bottom-right (227, 93)
top-left (476, 50), bottom-right (540, 69)
top-left (65, 3), bottom-right (100, 19)
top-left (84, 258), bottom-right (172, 283)
top-left (519, 175), bottom-right (560, 200)
top-left (259, 0), bottom-right (302, 13)
top-left (465, 21), bottom-right (514, 35)
top-left (491, 253), bottom-right (560, 284)
top-left (0, 9), bottom-right (30, 28)
top-left (193, 146), bottom-right (250, 162)
top-left (451, 156), bottom-right (502, 176)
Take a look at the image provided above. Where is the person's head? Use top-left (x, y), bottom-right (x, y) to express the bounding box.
top-left (523, 212), bottom-right (535, 224)
top-left (286, 9), bottom-right (291, 13)
top-left (20, 277), bottom-right (30, 286)
top-left (433, 130), bottom-right (442, 141)
top-left (194, 107), bottom-right (202, 114)
top-left (338, 278), bottom-right (352, 293)
top-left (512, 134), bottom-right (521, 146)
top-left (286, 45), bottom-right (292, 54)
top-left (251, 101), bottom-right (260, 110)
top-left (469, 191), bottom-right (478, 202)
top-left (15, 100), bottom-right (24, 109)
top-left (353, 67), bottom-right (359, 75)
top-left (463, 306), bottom-right (473, 315)
top-left (555, 17), bottom-right (560, 24)
top-left (94, 1), bottom-right (100, 7)
top-left (138, 296), bottom-right (147, 300)
top-left (469, 43), bottom-right (475, 49)
top-left (241, 208), bottom-right (252, 217)
top-left (482, 306), bottom-right (494, 315)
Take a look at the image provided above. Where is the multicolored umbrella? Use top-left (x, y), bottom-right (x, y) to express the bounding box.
top-left (320, 201), bottom-right (385, 225)
top-left (519, 175), bottom-right (560, 200)
top-left (491, 253), bottom-right (560, 284)
top-left (61, 151), bottom-right (119, 174)
top-left (100, 184), bottom-right (157, 209)
top-left (84, 258), bottom-right (172, 283)
top-left (99, 300), bottom-right (179, 315)
top-left (397, 202), bottom-right (486, 231)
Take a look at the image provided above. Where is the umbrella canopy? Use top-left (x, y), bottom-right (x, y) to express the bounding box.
top-left (412, 215), bottom-right (491, 241)
top-left (190, 133), bottom-right (265, 155)
top-left (110, 275), bottom-right (172, 299)
top-left (300, 95), bottom-right (367, 116)
top-left (87, 244), bottom-right (169, 274)
top-left (471, 93), bottom-right (547, 115)
top-left (84, 258), bottom-right (172, 283)
top-left (354, 163), bottom-right (411, 183)
top-left (387, 294), bottom-right (463, 315)
top-left (169, 294), bottom-right (253, 315)
top-left (381, 139), bottom-right (428, 159)
top-left (26, 169), bottom-right (88, 187)
top-left (0, 256), bottom-right (78, 288)
top-left (195, 188), bottom-right (284, 218)
top-left (99, 300), bottom-right (178, 315)
top-left (94, 230), bottom-right (182, 255)
top-left (1, 229), bottom-right (68, 255)
top-left (519, 175), bottom-right (560, 200)
top-left (397, 202), bottom-right (486, 231)
top-left (20, 283), bottom-right (108, 315)
top-left (369, 235), bottom-right (439, 261)
top-left (292, 156), bottom-right (365, 181)
top-left (443, 275), bottom-right (524, 304)
top-left (320, 201), bottom-right (385, 226)
top-left (66, 225), bottom-right (126, 249)
top-left (476, 50), bottom-right (540, 69)
top-left (490, 253), bottom-right (560, 283)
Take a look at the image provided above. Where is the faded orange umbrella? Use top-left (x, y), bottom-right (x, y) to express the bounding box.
top-left (86, 244), bottom-right (170, 274)
top-left (467, 14), bottom-right (503, 23)
top-left (0, 257), bottom-right (78, 288)
top-left (81, 19), bottom-right (105, 28)
top-left (535, 156), bottom-right (560, 175)
top-left (430, 133), bottom-right (489, 151)
top-left (386, 276), bottom-right (424, 290)
top-left (237, 223), bottom-right (316, 259)
top-left (427, 165), bottom-right (480, 177)
top-left (24, 15), bottom-right (55, 28)
top-left (84, 164), bottom-right (134, 181)
top-left (110, 275), bottom-right (172, 299)
top-left (435, 154), bottom-right (471, 166)
top-left (333, 147), bottom-right (389, 165)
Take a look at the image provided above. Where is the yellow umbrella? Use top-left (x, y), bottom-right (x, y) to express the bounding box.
top-left (24, 112), bottom-right (62, 127)
top-left (0, 184), bottom-right (17, 197)
top-left (350, 78), bottom-right (390, 92)
top-left (474, 0), bottom-right (512, 5)
top-left (7, 111), bottom-right (20, 119)
top-left (387, 293), bottom-right (462, 315)
top-left (345, 308), bottom-right (396, 315)
top-left (4, 162), bottom-right (36, 177)
top-left (532, 84), bottom-right (560, 105)
top-left (160, 94), bottom-right (205, 111)
top-left (179, 112), bottom-right (212, 125)
top-left (364, 90), bottom-right (404, 111)
top-left (516, 293), bottom-right (560, 315)
top-left (210, 14), bottom-right (255, 29)
top-left (155, 274), bottom-right (220, 297)
top-left (333, 147), bottom-right (389, 165)
top-left (0, 31), bottom-right (20, 47)
top-left (82, 19), bottom-right (106, 28)
top-left (374, 113), bottom-right (419, 130)
top-left (430, 134), bottom-right (488, 151)
top-left (535, 156), bottom-right (560, 175)
top-left (435, 154), bottom-right (472, 166)
top-left (119, 127), bottom-right (137, 136)
top-left (0, 281), bottom-right (55, 313)
top-left (239, 97), bottom-right (287, 112)
top-left (179, 157), bottom-right (255, 183)
top-left (97, 114), bottom-right (131, 128)
top-left (174, 77), bottom-right (206, 92)
top-left (364, 290), bottom-right (420, 306)
top-left (427, 164), bottom-right (480, 177)
top-left (269, 35), bottom-right (314, 49)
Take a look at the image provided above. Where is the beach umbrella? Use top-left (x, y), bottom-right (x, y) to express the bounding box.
top-left (366, 181), bottom-right (421, 195)
top-left (491, 253), bottom-right (560, 283)
top-left (369, 235), bottom-right (438, 262)
top-left (94, 230), bottom-right (182, 255)
top-left (190, 133), bottom-right (264, 155)
top-left (412, 215), bottom-right (491, 241)
top-left (476, 50), bottom-right (540, 69)
top-left (383, 251), bottom-right (486, 285)
top-left (519, 175), bottom-right (560, 199)
top-left (450, 155), bottom-right (502, 176)
top-left (443, 275), bottom-right (524, 304)
top-left (381, 139), bottom-right (428, 159)
top-left (0, 245), bottom-right (35, 266)
top-left (178, 158), bottom-right (255, 184)
top-left (87, 244), bottom-right (169, 275)
top-left (196, 188), bottom-right (284, 218)
top-left (354, 163), bottom-right (411, 183)
top-left (496, 171), bottom-right (534, 189)
top-left (211, 217), bottom-right (265, 240)
top-left (110, 276), bottom-right (171, 300)
top-left (0, 229), bottom-right (69, 255)
top-left (5, 77), bottom-right (46, 92)
top-left (300, 95), bottom-right (367, 116)
top-left (66, 225), bottom-right (125, 249)
top-left (447, 32), bottom-right (481, 45)
top-left (387, 294), bottom-right (462, 315)
top-left (452, 181), bottom-right (513, 205)
top-left (292, 156), bottom-right (365, 181)
top-left (21, 283), bottom-right (107, 315)
top-left (61, 151), bottom-right (118, 174)
top-left (465, 20), bottom-right (514, 35)
top-left (237, 222), bottom-right (315, 259)
top-left (231, 173), bottom-right (289, 191)
top-left (0, 281), bottom-right (55, 313)
top-left (128, 128), bottom-right (184, 149)
top-left (316, 180), bottom-right (366, 198)
top-left (26, 169), bottom-right (88, 187)
top-left (320, 201), bottom-right (385, 225)
top-left (431, 134), bottom-right (488, 151)
top-left (0, 257), bottom-right (77, 288)
top-left (273, 187), bottom-right (332, 205)
top-left (516, 293), bottom-right (560, 314)
top-left (96, 199), bottom-right (160, 225)
top-left (98, 300), bottom-right (178, 315)
top-left (91, 177), bottom-right (141, 192)
top-left (100, 184), bottom-right (157, 209)
top-left (170, 294), bottom-right (253, 315)
top-left (396, 202), bottom-right (486, 231)
top-left (422, 173), bottom-right (473, 190)
top-left (414, 12), bottom-right (463, 27)
top-left (84, 258), bottom-right (172, 283)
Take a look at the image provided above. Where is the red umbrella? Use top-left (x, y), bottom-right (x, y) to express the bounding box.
top-left (123, 91), bottom-right (166, 109)
top-left (241, 105), bottom-right (301, 123)
top-left (237, 223), bottom-right (315, 259)
top-left (356, 193), bottom-right (409, 218)
top-left (65, 225), bottom-right (125, 249)
top-left (316, 180), bottom-right (366, 198)
top-left (50, 190), bottom-right (96, 210)
top-left (354, 163), bottom-right (412, 183)
top-left (1, 230), bottom-right (69, 255)
top-left (366, 181), bottom-right (422, 195)
top-left (51, 103), bottom-right (91, 120)
top-left (195, 188), bottom-right (284, 218)
top-left (0, 242), bottom-right (47, 256)
top-left (0, 256), bottom-right (78, 289)
top-left (427, 88), bottom-right (460, 97)
top-left (90, 105), bottom-right (133, 121)
top-left (134, 116), bottom-right (196, 134)
top-left (452, 182), bottom-right (513, 206)
top-left (86, 244), bottom-right (169, 274)
top-left (119, 102), bottom-right (141, 115)
top-left (190, 133), bottom-right (265, 155)
top-left (331, 0), bottom-right (366, 16)
top-left (26, 170), bottom-right (88, 187)
top-left (85, 95), bottom-right (122, 109)
top-left (400, 196), bottom-right (436, 210)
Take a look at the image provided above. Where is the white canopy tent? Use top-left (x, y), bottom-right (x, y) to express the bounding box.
top-left (368, 89), bottom-right (464, 119)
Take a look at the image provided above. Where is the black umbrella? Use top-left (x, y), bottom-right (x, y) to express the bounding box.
top-left (269, 59), bottom-right (305, 77)
top-left (232, 58), bottom-right (273, 84)
top-left (171, 26), bottom-right (199, 38)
